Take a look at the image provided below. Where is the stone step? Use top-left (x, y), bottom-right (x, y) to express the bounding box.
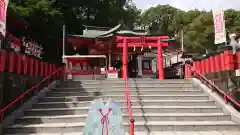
top-left (55, 85), bottom-right (195, 89)
top-left (55, 83), bottom-right (194, 87)
top-left (5, 121), bottom-right (239, 134)
top-left (34, 100), bottom-right (216, 108)
top-left (53, 87), bottom-right (198, 91)
top-left (5, 131), bottom-right (237, 135)
top-left (25, 106), bottom-right (222, 116)
top-left (41, 95), bottom-right (209, 102)
top-left (58, 79), bottom-right (190, 84)
top-left (49, 90), bottom-right (204, 97)
top-left (15, 113), bottom-right (231, 124)
top-left (56, 82), bottom-right (192, 86)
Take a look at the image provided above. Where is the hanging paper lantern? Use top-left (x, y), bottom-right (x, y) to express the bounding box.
top-left (73, 46), bottom-right (77, 50)
top-left (134, 46), bottom-right (136, 52)
top-left (116, 55), bottom-right (120, 61)
top-left (99, 43), bottom-right (105, 48)
top-left (89, 48), bottom-right (97, 54)
top-left (141, 46), bottom-right (143, 52)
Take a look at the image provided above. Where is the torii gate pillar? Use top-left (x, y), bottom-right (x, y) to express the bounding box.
top-left (122, 39), bottom-right (128, 80)
top-left (118, 36), bottom-right (168, 80)
top-left (157, 39), bottom-right (164, 80)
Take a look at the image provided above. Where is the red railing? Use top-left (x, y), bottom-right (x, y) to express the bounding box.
top-left (185, 64), bottom-right (240, 108)
top-left (124, 73), bottom-right (134, 135)
top-left (0, 67), bottom-right (63, 121)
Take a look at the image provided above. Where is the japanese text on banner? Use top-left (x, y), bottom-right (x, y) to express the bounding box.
top-left (213, 9), bottom-right (226, 44)
top-left (0, 0), bottom-right (9, 37)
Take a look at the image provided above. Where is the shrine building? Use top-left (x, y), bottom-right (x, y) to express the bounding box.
top-left (63, 24), bottom-right (171, 80)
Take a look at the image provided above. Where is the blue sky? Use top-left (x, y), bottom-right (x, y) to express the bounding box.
top-left (133, 0), bottom-right (240, 11)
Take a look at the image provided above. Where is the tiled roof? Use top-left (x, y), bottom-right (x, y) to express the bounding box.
top-left (68, 24), bottom-right (149, 39)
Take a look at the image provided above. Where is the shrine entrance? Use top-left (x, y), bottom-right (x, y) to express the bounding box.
top-left (63, 24), bottom-right (170, 80)
top-left (116, 36), bottom-right (169, 80)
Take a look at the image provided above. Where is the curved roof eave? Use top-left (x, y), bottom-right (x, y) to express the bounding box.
top-left (116, 30), bottom-right (148, 36)
top-left (99, 24), bottom-right (122, 37)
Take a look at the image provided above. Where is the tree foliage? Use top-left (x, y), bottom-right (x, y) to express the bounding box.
top-left (139, 4), bottom-right (240, 53)
top-left (9, 0), bottom-right (140, 62)
top-left (8, 1), bottom-right (240, 55)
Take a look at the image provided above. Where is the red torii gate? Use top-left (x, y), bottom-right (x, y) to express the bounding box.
top-left (116, 35), bottom-right (169, 80)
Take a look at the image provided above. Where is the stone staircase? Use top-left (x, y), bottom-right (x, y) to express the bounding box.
top-left (3, 79), bottom-right (240, 134)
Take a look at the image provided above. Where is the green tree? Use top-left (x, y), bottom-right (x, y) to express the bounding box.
top-left (182, 10), bottom-right (240, 53)
top-left (9, 0), bottom-right (140, 62)
top-left (183, 12), bottom-right (215, 53)
top-left (225, 9), bottom-right (240, 33)
top-left (139, 5), bottom-right (181, 37)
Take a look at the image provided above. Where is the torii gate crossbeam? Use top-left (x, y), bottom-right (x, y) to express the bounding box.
top-left (116, 35), bottom-right (169, 80)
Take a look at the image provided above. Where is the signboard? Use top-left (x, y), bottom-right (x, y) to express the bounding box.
top-left (144, 52), bottom-right (156, 58)
top-left (21, 38), bottom-right (43, 59)
top-left (235, 69), bottom-right (240, 77)
top-left (0, 0), bottom-right (9, 37)
top-left (212, 9), bottom-right (226, 44)
top-left (152, 59), bottom-right (157, 73)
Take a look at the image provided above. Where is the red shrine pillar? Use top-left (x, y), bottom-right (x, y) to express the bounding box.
top-left (210, 55), bottom-right (215, 73)
top-left (157, 39), bottom-right (164, 80)
top-left (122, 39), bottom-right (128, 80)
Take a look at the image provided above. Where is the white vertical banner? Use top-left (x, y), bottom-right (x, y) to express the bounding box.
top-left (212, 9), bottom-right (226, 44)
top-left (0, 0), bottom-right (9, 37)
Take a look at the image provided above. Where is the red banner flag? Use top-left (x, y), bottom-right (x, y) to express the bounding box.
top-left (0, 0), bottom-right (9, 37)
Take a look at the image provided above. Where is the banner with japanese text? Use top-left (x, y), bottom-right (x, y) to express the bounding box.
top-left (0, 0), bottom-right (9, 37)
top-left (212, 9), bottom-right (226, 44)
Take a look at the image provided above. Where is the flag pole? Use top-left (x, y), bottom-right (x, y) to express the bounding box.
top-left (62, 25), bottom-right (65, 59)
top-left (181, 29), bottom-right (184, 52)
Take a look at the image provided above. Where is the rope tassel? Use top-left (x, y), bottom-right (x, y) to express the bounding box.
top-left (98, 108), bottom-right (112, 135)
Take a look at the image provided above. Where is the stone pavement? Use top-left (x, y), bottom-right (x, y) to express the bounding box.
top-left (23, 131), bottom-right (240, 135)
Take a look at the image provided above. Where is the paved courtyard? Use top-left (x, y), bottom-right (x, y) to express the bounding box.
top-left (29, 131), bottom-right (240, 135)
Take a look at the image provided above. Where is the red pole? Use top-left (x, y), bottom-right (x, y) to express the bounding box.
top-left (203, 58), bottom-right (206, 73)
top-left (215, 53), bottom-right (220, 72)
top-left (9, 52), bottom-right (14, 73)
top-left (185, 61), bottom-right (191, 79)
top-left (51, 64), bottom-right (53, 74)
top-left (236, 51), bottom-right (240, 69)
top-left (0, 50), bottom-right (6, 72)
top-left (35, 59), bottom-right (39, 76)
top-left (224, 48), bottom-right (234, 70)
top-left (29, 57), bottom-right (34, 76)
top-left (130, 119), bottom-right (135, 135)
top-left (220, 52), bottom-right (224, 71)
top-left (193, 60), bottom-right (197, 76)
top-left (196, 61), bottom-right (200, 73)
top-left (45, 63), bottom-right (48, 77)
top-left (193, 61), bottom-right (196, 72)
top-left (205, 56), bottom-right (210, 73)
top-left (17, 53), bottom-right (22, 74)
top-left (194, 61), bottom-right (197, 72)
top-left (23, 55), bottom-right (28, 75)
top-left (40, 61), bottom-right (44, 77)
top-left (157, 39), bottom-right (164, 80)
top-left (48, 63), bottom-right (51, 76)
top-left (203, 57), bottom-right (207, 74)
top-left (122, 39), bottom-right (128, 80)
top-left (200, 59), bottom-right (204, 74)
top-left (208, 56), bottom-right (211, 73)
top-left (209, 55), bottom-right (215, 73)
top-left (53, 64), bottom-right (56, 72)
